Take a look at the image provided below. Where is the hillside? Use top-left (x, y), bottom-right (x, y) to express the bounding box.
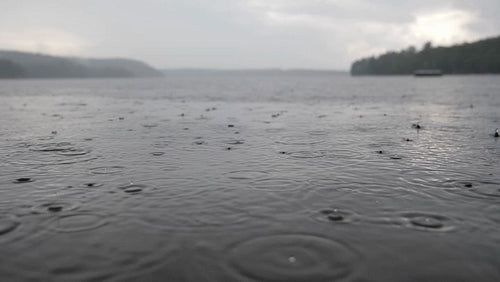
top-left (0, 51), bottom-right (163, 78)
top-left (350, 36), bottom-right (500, 75)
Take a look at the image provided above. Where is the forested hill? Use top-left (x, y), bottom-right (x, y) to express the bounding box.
top-left (350, 36), bottom-right (500, 75)
top-left (0, 51), bottom-right (163, 78)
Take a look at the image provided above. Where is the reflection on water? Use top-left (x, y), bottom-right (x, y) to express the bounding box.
top-left (0, 75), bottom-right (499, 281)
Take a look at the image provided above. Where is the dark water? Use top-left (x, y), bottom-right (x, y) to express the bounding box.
top-left (0, 74), bottom-right (499, 281)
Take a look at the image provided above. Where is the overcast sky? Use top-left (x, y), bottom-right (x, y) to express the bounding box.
top-left (1, 0), bottom-right (499, 69)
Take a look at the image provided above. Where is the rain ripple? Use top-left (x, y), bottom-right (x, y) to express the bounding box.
top-left (313, 208), bottom-right (357, 223)
top-left (442, 180), bottom-right (500, 200)
top-left (48, 212), bottom-right (108, 233)
top-left (225, 234), bottom-right (360, 282)
top-left (7, 142), bottom-right (95, 166)
top-left (398, 212), bottom-right (455, 232)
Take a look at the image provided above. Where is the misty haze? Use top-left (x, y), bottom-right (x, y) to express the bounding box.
top-left (1, 1), bottom-right (499, 282)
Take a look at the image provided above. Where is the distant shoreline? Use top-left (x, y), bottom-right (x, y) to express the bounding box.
top-left (3, 72), bottom-right (500, 81)
top-left (0, 50), bottom-right (163, 79)
top-left (351, 35), bottom-right (500, 75)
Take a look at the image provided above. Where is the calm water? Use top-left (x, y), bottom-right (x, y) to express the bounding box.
top-left (0, 74), bottom-right (499, 281)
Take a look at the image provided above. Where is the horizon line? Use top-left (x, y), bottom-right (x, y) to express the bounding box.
top-left (160, 68), bottom-right (349, 72)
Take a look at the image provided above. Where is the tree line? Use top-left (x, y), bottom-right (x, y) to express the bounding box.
top-left (350, 36), bottom-right (500, 75)
top-left (0, 51), bottom-right (163, 78)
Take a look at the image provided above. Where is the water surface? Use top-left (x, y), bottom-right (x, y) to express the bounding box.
top-left (0, 74), bottom-right (499, 281)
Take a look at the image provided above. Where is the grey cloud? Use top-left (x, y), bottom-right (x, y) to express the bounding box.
top-left (0, 0), bottom-right (498, 69)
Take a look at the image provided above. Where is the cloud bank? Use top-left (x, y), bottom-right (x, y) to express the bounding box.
top-left (0, 0), bottom-right (498, 69)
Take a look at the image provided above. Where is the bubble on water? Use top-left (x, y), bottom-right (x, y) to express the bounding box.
top-left (151, 152), bottom-right (165, 156)
top-left (225, 234), bottom-right (360, 282)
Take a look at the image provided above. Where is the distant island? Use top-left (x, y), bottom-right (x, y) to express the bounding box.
top-left (350, 35), bottom-right (500, 75)
top-left (0, 51), bottom-right (163, 78)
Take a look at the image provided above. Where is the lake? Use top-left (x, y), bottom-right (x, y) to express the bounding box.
top-left (0, 73), bottom-right (499, 281)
